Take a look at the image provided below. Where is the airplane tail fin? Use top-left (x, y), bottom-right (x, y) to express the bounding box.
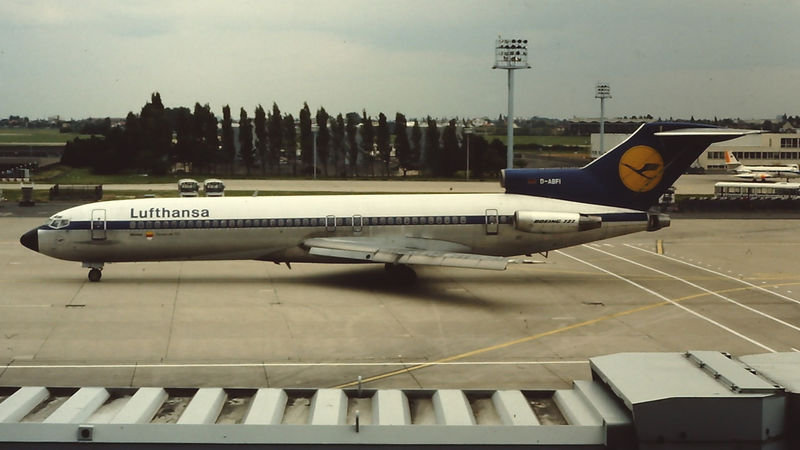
top-left (502, 122), bottom-right (758, 211)
top-left (724, 151), bottom-right (742, 166)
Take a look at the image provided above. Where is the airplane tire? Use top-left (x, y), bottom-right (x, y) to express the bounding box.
top-left (384, 264), bottom-right (417, 284)
top-left (88, 268), bottom-right (102, 282)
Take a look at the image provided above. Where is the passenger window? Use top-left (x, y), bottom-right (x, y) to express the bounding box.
top-left (129, 222), bottom-right (136, 229)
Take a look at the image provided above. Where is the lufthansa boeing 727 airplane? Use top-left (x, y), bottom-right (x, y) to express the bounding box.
top-left (20, 122), bottom-right (757, 282)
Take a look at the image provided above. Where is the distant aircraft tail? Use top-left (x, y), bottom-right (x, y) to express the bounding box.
top-left (724, 151), bottom-right (742, 166)
top-left (502, 122), bottom-right (758, 211)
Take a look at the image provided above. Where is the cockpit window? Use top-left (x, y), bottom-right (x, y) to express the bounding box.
top-left (46, 216), bottom-right (70, 229)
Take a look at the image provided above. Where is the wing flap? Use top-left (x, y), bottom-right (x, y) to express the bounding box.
top-left (304, 237), bottom-right (509, 271)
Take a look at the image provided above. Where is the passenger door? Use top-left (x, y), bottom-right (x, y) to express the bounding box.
top-left (91, 209), bottom-right (107, 240)
top-left (485, 209), bottom-right (499, 235)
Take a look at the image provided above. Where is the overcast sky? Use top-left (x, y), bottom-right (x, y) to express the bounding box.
top-left (1, 0), bottom-right (798, 121)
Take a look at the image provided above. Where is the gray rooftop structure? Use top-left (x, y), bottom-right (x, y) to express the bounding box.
top-left (0, 351), bottom-right (797, 449)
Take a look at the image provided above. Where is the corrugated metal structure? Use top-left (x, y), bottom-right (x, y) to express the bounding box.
top-left (0, 351), bottom-right (797, 449)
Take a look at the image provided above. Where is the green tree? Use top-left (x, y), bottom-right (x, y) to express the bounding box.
top-left (282, 113), bottom-right (297, 175)
top-left (268, 102), bottom-right (283, 175)
top-left (376, 112), bottom-right (391, 176)
top-left (192, 103), bottom-right (218, 173)
top-left (171, 107), bottom-right (194, 172)
top-left (394, 113), bottom-right (411, 176)
top-left (221, 105), bottom-right (235, 174)
top-left (360, 110), bottom-right (375, 176)
top-left (345, 113), bottom-right (359, 177)
top-left (315, 107), bottom-right (330, 176)
top-left (440, 119), bottom-right (459, 177)
top-left (239, 108), bottom-right (255, 175)
top-left (330, 113), bottom-right (346, 177)
top-left (254, 105), bottom-right (268, 175)
top-left (424, 116), bottom-right (440, 176)
top-left (410, 119), bottom-right (422, 173)
top-left (299, 103), bottom-right (313, 175)
top-left (138, 92), bottom-right (171, 175)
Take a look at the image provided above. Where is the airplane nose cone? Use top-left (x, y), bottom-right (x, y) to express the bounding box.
top-left (20, 229), bottom-right (39, 252)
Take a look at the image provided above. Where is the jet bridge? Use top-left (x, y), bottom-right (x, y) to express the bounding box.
top-left (0, 351), bottom-right (797, 449)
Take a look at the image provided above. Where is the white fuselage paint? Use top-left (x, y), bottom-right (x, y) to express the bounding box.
top-left (35, 193), bottom-right (649, 264)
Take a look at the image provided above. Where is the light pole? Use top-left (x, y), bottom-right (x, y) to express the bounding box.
top-left (311, 123), bottom-right (319, 180)
top-left (493, 36), bottom-right (530, 169)
top-left (464, 126), bottom-right (473, 180)
top-left (595, 82), bottom-right (611, 156)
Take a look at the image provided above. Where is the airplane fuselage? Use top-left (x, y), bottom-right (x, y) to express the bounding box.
top-left (31, 193), bottom-right (650, 265)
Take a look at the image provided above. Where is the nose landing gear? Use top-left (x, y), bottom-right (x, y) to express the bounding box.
top-left (82, 262), bottom-right (105, 282)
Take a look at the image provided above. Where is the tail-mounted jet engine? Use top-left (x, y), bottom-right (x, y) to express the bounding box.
top-left (514, 211), bottom-right (602, 234)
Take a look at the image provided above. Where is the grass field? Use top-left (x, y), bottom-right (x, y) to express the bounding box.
top-left (484, 135), bottom-right (589, 146)
top-left (0, 128), bottom-right (91, 143)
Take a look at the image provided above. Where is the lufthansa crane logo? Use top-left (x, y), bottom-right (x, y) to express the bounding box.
top-left (618, 146), bottom-right (664, 192)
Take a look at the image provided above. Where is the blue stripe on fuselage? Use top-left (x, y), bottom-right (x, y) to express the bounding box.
top-left (41, 212), bottom-right (648, 232)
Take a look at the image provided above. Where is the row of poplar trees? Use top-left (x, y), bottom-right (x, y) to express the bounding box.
top-left (61, 93), bottom-right (506, 178)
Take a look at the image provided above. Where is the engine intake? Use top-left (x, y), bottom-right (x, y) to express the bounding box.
top-left (514, 211), bottom-right (602, 234)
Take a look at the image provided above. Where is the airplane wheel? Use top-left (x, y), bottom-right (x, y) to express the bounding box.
top-left (88, 268), bottom-right (102, 282)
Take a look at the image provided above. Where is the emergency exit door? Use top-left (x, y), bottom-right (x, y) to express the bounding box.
top-left (91, 209), bottom-right (107, 240)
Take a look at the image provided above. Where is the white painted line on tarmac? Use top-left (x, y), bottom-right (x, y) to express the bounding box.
top-left (625, 244), bottom-right (800, 306)
top-left (586, 245), bottom-right (800, 334)
top-left (557, 250), bottom-right (776, 353)
top-left (0, 304), bottom-right (52, 308)
top-left (2, 360), bottom-right (589, 370)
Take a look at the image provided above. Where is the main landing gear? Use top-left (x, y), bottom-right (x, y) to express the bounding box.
top-left (83, 262), bottom-right (104, 282)
top-left (384, 263), bottom-right (417, 284)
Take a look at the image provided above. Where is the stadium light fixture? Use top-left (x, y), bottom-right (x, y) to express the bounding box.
top-left (493, 36), bottom-right (531, 169)
top-left (595, 82), bottom-right (611, 155)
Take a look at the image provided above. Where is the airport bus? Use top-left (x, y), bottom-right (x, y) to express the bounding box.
top-left (177, 178), bottom-right (200, 197)
top-left (203, 178), bottom-right (225, 197)
top-left (714, 181), bottom-right (800, 199)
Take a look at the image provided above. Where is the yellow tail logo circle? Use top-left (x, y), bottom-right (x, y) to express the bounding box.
top-left (618, 146), bottom-right (664, 192)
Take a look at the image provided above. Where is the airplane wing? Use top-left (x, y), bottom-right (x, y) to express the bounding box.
top-left (303, 237), bottom-right (510, 270)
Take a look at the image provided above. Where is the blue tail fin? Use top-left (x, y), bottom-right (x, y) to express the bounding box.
top-left (502, 122), bottom-right (758, 210)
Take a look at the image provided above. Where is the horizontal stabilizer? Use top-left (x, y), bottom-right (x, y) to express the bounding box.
top-left (654, 128), bottom-right (760, 138)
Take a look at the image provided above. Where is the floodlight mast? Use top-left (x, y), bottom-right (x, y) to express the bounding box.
top-left (595, 83), bottom-right (611, 156)
top-left (493, 36), bottom-right (531, 169)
